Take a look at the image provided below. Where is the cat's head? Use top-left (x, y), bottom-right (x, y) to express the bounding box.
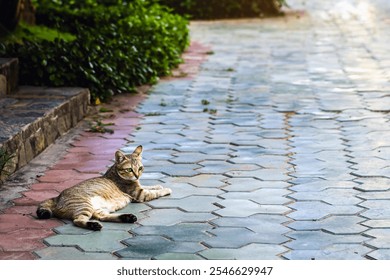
top-left (115, 145), bottom-right (144, 181)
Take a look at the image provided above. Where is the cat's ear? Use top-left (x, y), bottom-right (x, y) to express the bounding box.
top-left (115, 150), bottom-right (127, 163)
top-left (133, 145), bottom-right (143, 157)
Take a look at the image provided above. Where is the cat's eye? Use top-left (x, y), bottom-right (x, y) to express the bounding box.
top-left (126, 168), bottom-right (133, 173)
top-left (139, 166), bottom-right (144, 172)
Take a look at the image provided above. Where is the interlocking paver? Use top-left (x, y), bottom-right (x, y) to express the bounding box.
top-left (198, 244), bottom-right (286, 260)
top-left (3, 0), bottom-right (390, 260)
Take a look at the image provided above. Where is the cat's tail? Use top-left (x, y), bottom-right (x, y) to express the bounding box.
top-left (36, 198), bottom-right (56, 219)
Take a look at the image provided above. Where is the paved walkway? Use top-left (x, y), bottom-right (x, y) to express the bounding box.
top-left (2, 0), bottom-right (390, 260)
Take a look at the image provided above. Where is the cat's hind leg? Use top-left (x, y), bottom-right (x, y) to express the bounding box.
top-left (73, 213), bottom-right (103, 231)
top-left (93, 210), bottom-right (137, 224)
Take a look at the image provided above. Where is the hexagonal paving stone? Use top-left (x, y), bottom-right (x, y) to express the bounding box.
top-left (139, 208), bottom-right (216, 226)
top-left (283, 244), bottom-right (371, 260)
top-left (212, 214), bottom-right (290, 234)
top-left (160, 182), bottom-right (224, 198)
top-left (198, 244), bottom-right (286, 260)
top-left (290, 180), bottom-right (357, 192)
top-left (35, 246), bottom-right (118, 260)
top-left (147, 195), bottom-right (222, 212)
top-left (203, 227), bottom-right (289, 248)
top-left (288, 201), bottom-right (362, 220)
top-left (366, 249), bottom-right (390, 260)
top-left (354, 177), bottom-right (390, 192)
top-left (43, 230), bottom-right (131, 252)
top-left (365, 229), bottom-right (390, 249)
top-left (320, 216), bottom-right (368, 235)
top-left (220, 188), bottom-right (291, 205)
top-left (215, 199), bottom-right (290, 217)
top-left (154, 253), bottom-right (204, 260)
top-left (117, 235), bottom-right (205, 259)
top-left (286, 231), bottom-right (369, 250)
top-left (171, 174), bottom-right (227, 188)
top-left (289, 188), bottom-right (362, 205)
top-left (224, 169), bottom-right (289, 181)
top-left (131, 223), bottom-right (212, 242)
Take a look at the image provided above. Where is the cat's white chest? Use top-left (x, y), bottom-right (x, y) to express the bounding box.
top-left (90, 196), bottom-right (130, 212)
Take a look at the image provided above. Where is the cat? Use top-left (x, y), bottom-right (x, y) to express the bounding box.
top-left (36, 145), bottom-right (172, 230)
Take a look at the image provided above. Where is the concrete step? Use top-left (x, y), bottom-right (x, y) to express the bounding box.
top-left (0, 58), bottom-right (19, 97)
top-left (0, 86), bottom-right (90, 181)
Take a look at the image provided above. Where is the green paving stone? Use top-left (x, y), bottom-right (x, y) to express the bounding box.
top-left (117, 236), bottom-right (173, 259)
top-left (131, 223), bottom-right (213, 242)
top-left (35, 246), bottom-right (118, 260)
top-left (44, 230), bottom-right (130, 252)
top-left (199, 244), bottom-right (286, 260)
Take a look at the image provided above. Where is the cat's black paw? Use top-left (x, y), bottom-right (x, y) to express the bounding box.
top-left (120, 214), bottom-right (137, 223)
top-left (87, 221), bottom-right (103, 231)
top-left (36, 208), bottom-right (52, 219)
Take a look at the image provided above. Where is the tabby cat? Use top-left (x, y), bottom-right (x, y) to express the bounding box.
top-left (36, 145), bottom-right (172, 230)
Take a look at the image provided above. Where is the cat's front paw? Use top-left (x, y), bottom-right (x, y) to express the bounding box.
top-left (162, 187), bottom-right (172, 196)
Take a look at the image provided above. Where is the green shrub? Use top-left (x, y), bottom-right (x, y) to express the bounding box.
top-left (0, 0), bottom-right (189, 101)
top-left (157, 0), bottom-right (287, 19)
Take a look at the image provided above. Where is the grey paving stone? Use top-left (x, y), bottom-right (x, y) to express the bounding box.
top-left (139, 208), bottom-right (216, 226)
top-left (365, 229), bottom-right (390, 249)
top-left (147, 195), bottom-right (222, 212)
top-left (224, 169), bottom-right (290, 181)
top-left (354, 177), bottom-right (390, 192)
top-left (289, 188), bottom-right (362, 205)
top-left (212, 214), bottom-right (290, 234)
top-left (286, 231), bottom-right (370, 250)
top-left (283, 244), bottom-right (371, 260)
top-left (204, 227), bottom-right (289, 248)
top-left (220, 188), bottom-right (291, 205)
top-left (161, 182), bottom-right (224, 198)
top-left (131, 223), bottom-right (212, 242)
top-left (362, 219), bottom-right (390, 229)
top-left (170, 174), bottom-right (227, 188)
top-left (44, 230), bottom-right (131, 252)
top-left (154, 253), bottom-right (205, 260)
top-left (215, 199), bottom-right (290, 217)
top-left (198, 244), bottom-right (286, 260)
top-left (366, 249), bottom-right (390, 260)
top-left (35, 246), bottom-right (118, 260)
top-left (288, 201), bottom-right (361, 220)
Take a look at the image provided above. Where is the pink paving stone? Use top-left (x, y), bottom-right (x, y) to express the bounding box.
top-left (22, 190), bottom-right (59, 202)
top-left (109, 117), bottom-right (140, 127)
top-left (0, 229), bottom-right (53, 251)
top-left (66, 146), bottom-right (92, 153)
top-left (37, 169), bottom-right (97, 183)
top-left (3, 205), bottom-right (37, 215)
top-left (13, 196), bottom-right (40, 206)
top-left (71, 137), bottom-right (126, 148)
top-left (0, 214), bottom-right (62, 233)
top-left (73, 159), bottom-right (111, 173)
top-left (0, 251), bottom-right (36, 260)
